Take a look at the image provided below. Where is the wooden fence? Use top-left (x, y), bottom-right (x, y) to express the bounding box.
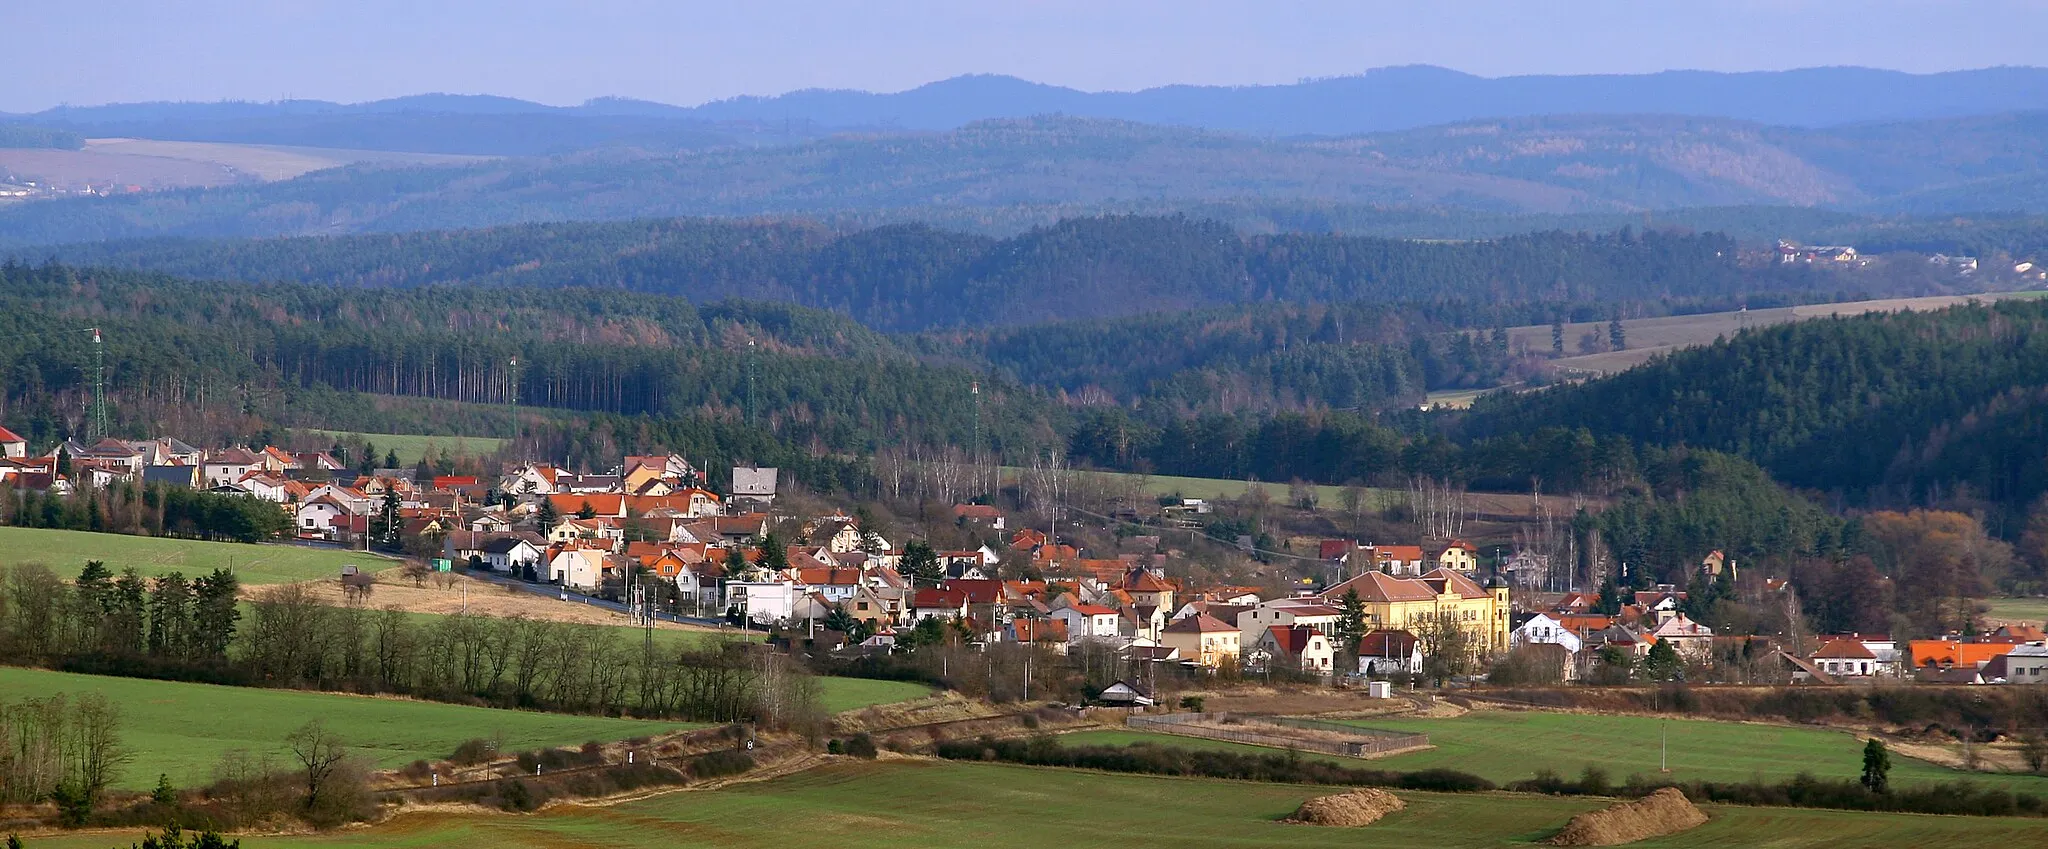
top-left (1126, 711), bottom-right (1429, 759)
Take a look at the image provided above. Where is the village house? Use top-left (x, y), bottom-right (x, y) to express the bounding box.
top-left (202, 447), bottom-right (262, 489)
top-left (1811, 638), bottom-right (1881, 678)
top-left (547, 545), bottom-right (610, 592)
top-left (1649, 614), bottom-right (1715, 659)
top-left (482, 537), bottom-right (545, 574)
top-left (2002, 644), bottom-right (2048, 683)
top-left (1513, 612), bottom-right (1585, 654)
top-left (1160, 613), bottom-right (1240, 668)
top-left (0, 425), bottom-right (27, 459)
top-left (1357, 629), bottom-right (1423, 675)
top-left (1049, 598), bottom-right (1123, 644)
top-left (730, 466), bottom-right (777, 509)
top-left (1436, 540), bottom-right (1480, 573)
top-left (1237, 598), bottom-right (1341, 647)
top-left (1318, 569), bottom-right (1511, 655)
top-left (1252, 625), bottom-right (1336, 676)
top-left (951, 503), bottom-right (1006, 530)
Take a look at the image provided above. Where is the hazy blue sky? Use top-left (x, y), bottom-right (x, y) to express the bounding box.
top-left (7, 1), bottom-right (2045, 112)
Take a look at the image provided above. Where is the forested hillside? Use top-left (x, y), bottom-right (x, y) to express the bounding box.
top-left (28, 217), bottom-right (1866, 331)
top-left (0, 263), bottom-right (1056, 461)
top-left (9, 111), bottom-right (2048, 246)
top-left (0, 123), bottom-right (84, 150)
top-left (1468, 297), bottom-right (2048, 525)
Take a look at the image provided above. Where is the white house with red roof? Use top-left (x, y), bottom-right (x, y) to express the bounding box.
top-left (1811, 637), bottom-right (1881, 677)
top-left (1252, 624), bottom-right (1336, 675)
top-left (0, 425), bottom-right (26, 459)
top-left (1237, 598), bottom-right (1342, 647)
top-left (1049, 597), bottom-right (1123, 643)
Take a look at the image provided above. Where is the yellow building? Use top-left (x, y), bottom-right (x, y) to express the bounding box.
top-left (1436, 540), bottom-right (1480, 573)
top-left (1320, 568), bottom-right (1510, 656)
top-left (1160, 612), bottom-right (1240, 668)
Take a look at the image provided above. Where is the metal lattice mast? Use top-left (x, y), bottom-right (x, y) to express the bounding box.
top-left (746, 338), bottom-right (757, 427)
top-left (971, 381), bottom-right (982, 496)
top-left (84, 328), bottom-right (106, 440)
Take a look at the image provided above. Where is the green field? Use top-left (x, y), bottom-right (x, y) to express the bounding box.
top-left (1066, 709), bottom-right (2048, 792)
top-left (0, 667), bottom-right (692, 790)
top-left (817, 678), bottom-right (936, 714)
top-left (0, 526), bottom-right (386, 584)
top-left (306, 430), bottom-right (507, 466)
top-left (1985, 597), bottom-right (2048, 626)
top-left (27, 760), bottom-right (2048, 849)
top-left (1000, 467), bottom-right (1397, 512)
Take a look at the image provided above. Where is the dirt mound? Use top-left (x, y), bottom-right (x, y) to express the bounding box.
top-left (1547, 788), bottom-right (1707, 846)
top-left (1283, 788), bottom-right (1406, 827)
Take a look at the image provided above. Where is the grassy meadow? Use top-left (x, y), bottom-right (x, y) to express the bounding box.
top-left (25, 760), bottom-right (2048, 849)
top-left (0, 667), bottom-right (693, 790)
top-left (305, 429), bottom-right (507, 466)
top-left (1065, 709), bottom-right (2048, 792)
top-left (1984, 596), bottom-right (2048, 627)
top-left (0, 526), bottom-right (384, 584)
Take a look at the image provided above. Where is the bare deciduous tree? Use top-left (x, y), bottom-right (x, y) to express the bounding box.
top-left (285, 720), bottom-right (348, 808)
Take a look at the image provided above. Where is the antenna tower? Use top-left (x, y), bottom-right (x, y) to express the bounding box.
top-left (746, 338), bottom-right (757, 427)
top-left (971, 381), bottom-right (982, 495)
top-left (83, 328), bottom-right (106, 440)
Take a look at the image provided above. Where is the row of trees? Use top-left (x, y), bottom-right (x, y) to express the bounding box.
top-left (0, 563), bottom-right (820, 728)
top-left (1, 484), bottom-right (293, 544)
top-left (0, 692), bottom-right (127, 811)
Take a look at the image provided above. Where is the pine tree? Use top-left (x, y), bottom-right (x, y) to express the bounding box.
top-left (1861, 738), bottom-right (1891, 793)
top-left (1608, 315), bottom-right (1626, 351)
top-left (1644, 637), bottom-right (1682, 681)
top-left (535, 498), bottom-right (559, 531)
top-left (1551, 319), bottom-right (1566, 356)
top-left (1333, 588), bottom-right (1368, 654)
top-left (901, 539), bottom-right (942, 583)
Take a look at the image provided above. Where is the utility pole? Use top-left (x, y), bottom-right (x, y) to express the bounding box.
top-left (1660, 721), bottom-right (1669, 773)
top-left (508, 356), bottom-right (520, 451)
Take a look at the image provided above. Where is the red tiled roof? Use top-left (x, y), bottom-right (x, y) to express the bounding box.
top-left (1423, 568), bottom-right (1490, 600)
top-left (1067, 603), bottom-right (1118, 617)
top-left (1318, 539), bottom-right (1355, 561)
top-left (1163, 612), bottom-right (1235, 634)
top-left (1358, 629), bottom-right (1418, 656)
top-left (943, 578), bottom-right (1004, 604)
top-left (1119, 568), bottom-right (1174, 593)
top-left (912, 588), bottom-right (967, 609)
top-left (952, 504), bottom-right (1004, 520)
top-left (1323, 571), bottom-right (1437, 603)
top-left (1813, 638), bottom-right (1877, 660)
top-left (0, 425), bottom-right (24, 443)
top-left (1374, 545), bottom-right (1425, 562)
top-left (1265, 625), bottom-right (1323, 656)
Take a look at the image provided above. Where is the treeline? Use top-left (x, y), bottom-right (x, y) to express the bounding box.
top-left (0, 692), bottom-right (127, 810)
top-left (0, 262), bottom-right (1054, 463)
top-left (30, 216), bottom-right (1835, 331)
top-left (0, 563), bottom-right (821, 727)
top-left (1468, 298), bottom-right (2048, 522)
top-left (2, 483), bottom-right (294, 544)
top-left (0, 123), bottom-right (84, 150)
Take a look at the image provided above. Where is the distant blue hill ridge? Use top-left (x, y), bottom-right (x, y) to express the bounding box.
top-left (11, 65), bottom-right (2048, 136)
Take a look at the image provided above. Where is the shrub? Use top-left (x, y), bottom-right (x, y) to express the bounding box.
top-left (826, 739), bottom-right (845, 755)
top-left (448, 739), bottom-right (496, 766)
top-left (843, 733), bottom-right (879, 759)
top-left (690, 750), bottom-right (756, 780)
top-left (499, 779), bottom-right (534, 812)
